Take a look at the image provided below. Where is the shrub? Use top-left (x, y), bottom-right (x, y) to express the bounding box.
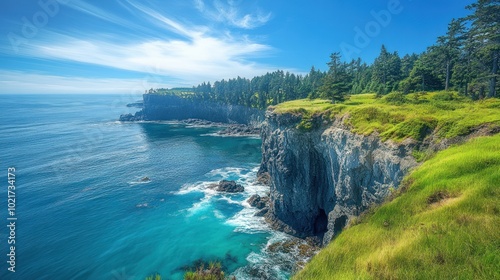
top-left (184, 262), bottom-right (230, 280)
top-left (383, 92), bottom-right (408, 105)
top-left (431, 91), bottom-right (456, 101)
top-left (145, 273), bottom-right (162, 280)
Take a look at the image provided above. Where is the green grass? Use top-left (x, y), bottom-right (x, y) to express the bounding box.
top-left (183, 262), bottom-right (228, 280)
top-left (273, 92), bottom-right (500, 141)
top-left (145, 273), bottom-right (162, 280)
top-left (293, 134), bottom-right (500, 280)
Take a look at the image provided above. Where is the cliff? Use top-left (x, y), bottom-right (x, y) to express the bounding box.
top-left (121, 94), bottom-right (264, 125)
top-left (259, 111), bottom-right (418, 245)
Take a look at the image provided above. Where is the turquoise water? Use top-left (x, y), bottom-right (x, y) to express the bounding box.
top-left (0, 94), bottom-right (289, 280)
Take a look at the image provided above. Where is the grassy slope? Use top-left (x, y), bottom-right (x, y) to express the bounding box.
top-left (293, 134), bottom-right (500, 279)
top-left (273, 92), bottom-right (500, 142)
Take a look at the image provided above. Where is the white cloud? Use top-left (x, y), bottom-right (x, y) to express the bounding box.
top-left (61, 0), bottom-right (142, 30)
top-left (0, 70), bottom-right (167, 94)
top-left (195, 0), bottom-right (271, 29)
top-left (125, 1), bottom-right (204, 39)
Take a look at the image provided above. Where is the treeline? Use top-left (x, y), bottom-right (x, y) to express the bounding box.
top-left (151, 0), bottom-right (498, 108)
top-left (190, 69), bottom-right (325, 108)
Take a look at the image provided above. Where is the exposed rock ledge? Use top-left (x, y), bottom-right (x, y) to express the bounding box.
top-left (259, 111), bottom-right (419, 246)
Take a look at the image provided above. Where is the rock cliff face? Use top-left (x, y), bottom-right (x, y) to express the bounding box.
top-left (259, 111), bottom-right (418, 246)
top-left (121, 94), bottom-right (264, 125)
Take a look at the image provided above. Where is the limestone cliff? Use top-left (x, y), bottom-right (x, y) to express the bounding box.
top-left (259, 110), bottom-right (418, 246)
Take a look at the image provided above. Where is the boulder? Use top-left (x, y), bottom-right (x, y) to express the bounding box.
top-left (247, 194), bottom-right (269, 209)
top-left (216, 180), bottom-right (244, 193)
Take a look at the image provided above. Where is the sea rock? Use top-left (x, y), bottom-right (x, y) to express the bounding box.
top-left (140, 176), bottom-right (150, 182)
top-left (126, 101), bottom-right (144, 108)
top-left (247, 194), bottom-right (269, 209)
top-left (119, 113), bottom-right (135, 121)
top-left (181, 119), bottom-right (219, 126)
top-left (254, 208), bottom-right (269, 217)
top-left (216, 180), bottom-right (244, 193)
top-left (119, 111), bottom-right (144, 121)
top-left (216, 124), bottom-right (260, 136)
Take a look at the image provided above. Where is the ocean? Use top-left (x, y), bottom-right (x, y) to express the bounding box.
top-left (0, 94), bottom-right (292, 280)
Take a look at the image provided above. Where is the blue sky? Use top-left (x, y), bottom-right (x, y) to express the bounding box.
top-left (0, 0), bottom-right (473, 94)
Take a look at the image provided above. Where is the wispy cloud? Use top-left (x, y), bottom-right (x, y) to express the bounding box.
top-left (0, 70), bottom-right (166, 94)
top-left (125, 0), bottom-right (204, 39)
top-left (195, 0), bottom-right (272, 29)
top-left (60, 0), bottom-right (141, 30)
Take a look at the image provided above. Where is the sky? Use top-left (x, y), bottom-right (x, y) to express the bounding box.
top-left (0, 0), bottom-right (474, 94)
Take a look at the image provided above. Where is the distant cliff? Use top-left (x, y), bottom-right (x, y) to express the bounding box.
top-left (259, 111), bottom-right (418, 246)
top-left (120, 94), bottom-right (265, 125)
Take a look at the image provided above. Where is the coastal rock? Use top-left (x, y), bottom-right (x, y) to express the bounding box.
top-left (126, 101), bottom-right (144, 108)
top-left (254, 208), bottom-right (269, 217)
top-left (256, 171), bottom-right (271, 186)
top-left (181, 119), bottom-right (219, 126)
top-left (119, 111), bottom-right (143, 121)
top-left (259, 111), bottom-right (418, 246)
top-left (247, 194), bottom-right (269, 209)
top-left (216, 124), bottom-right (260, 136)
top-left (216, 180), bottom-right (244, 193)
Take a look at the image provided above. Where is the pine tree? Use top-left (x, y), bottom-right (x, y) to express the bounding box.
top-left (465, 0), bottom-right (500, 97)
top-left (319, 53), bottom-right (351, 102)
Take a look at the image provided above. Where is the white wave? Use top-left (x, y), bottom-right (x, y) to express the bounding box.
top-left (245, 251), bottom-right (265, 264)
top-left (218, 196), bottom-right (242, 205)
top-left (232, 231), bottom-right (300, 280)
top-left (128, 176), bottom-right (152, 186)
top-left (225, 207), bottom-right (269, 234)
top-left (206, 167), bottom-right (246, 180)
top-left (213, 210), bottom-right (226, 219)
top-left (128, 180), bottom-right (151, 186)
top-left (175, 181), bottom-right (218, 195)
top-left (199, 133), bottom-right (260, 139)
top-left (186, 195), bottom-right (213, 216)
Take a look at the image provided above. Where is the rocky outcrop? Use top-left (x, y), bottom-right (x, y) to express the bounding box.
top-left (216, 124), bottom-right (261, 136)
top-left (215, 180), bottom-right (245, 193)
top-left (247, 194), bottom-right (269, 209)
top-left (259, 111), bottom-right (418, 246)
top-left (119, 111), bottom-right (144, 121)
